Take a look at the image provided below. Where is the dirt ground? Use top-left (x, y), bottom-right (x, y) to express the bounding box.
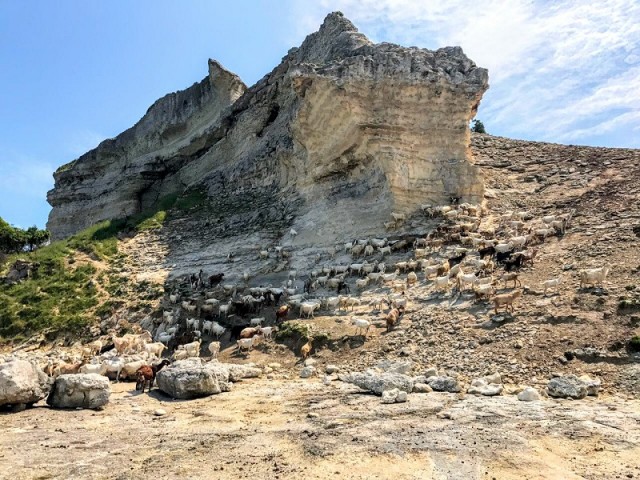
top-left (1, 377), bottom-right (639, 480)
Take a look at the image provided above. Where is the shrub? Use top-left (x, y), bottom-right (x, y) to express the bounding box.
top-left (471, 119), bottom-right (486, 134)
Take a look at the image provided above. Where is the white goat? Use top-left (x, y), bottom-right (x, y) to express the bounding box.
top-left (579, 267), bottom-right (609, 289)
top-left (542, 277), bottom-right (562, 295)
top-left (351, 318), bottom-right (371, 336)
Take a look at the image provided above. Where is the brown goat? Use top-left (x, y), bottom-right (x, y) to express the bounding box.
top-left (385, 307), bottom-right (403, 332)
top-left (500, 272), bottom-right (522, 289)
top-left (300, 338), bottom-right (314, 359)
top-left (136, 360), bottom-right (170, 392)
top-left (492, 290), bottom-right (523, 315)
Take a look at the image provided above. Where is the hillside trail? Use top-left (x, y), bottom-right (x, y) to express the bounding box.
top-left (1, 379), bottom-right (639, 480)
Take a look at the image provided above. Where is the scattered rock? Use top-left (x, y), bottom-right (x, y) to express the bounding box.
top-left (467, 377), bottom-right (503, 397)
top-left (154, 409), bottom-right (167, 416)
top-left (423, 367), bottom-right (438, 378)
top-left (579, 375), bottom-right (601, 396)
top-left (374, 360), bottom-right (413, 375)
top-left (47, 374), bottom-right (110, 410)
top-left (224, 363), bottom-right (262, 382)
top-left (381, 388), bottom-right (408, 404)
top-left (517, 387), bottom-right (541, 402)
top-left (413, 383), bottom-right (432, 393)
top-left (300, 366), bottom-right (316, 378)
top-left (547, 375), bottom-right (588, 399)
top-left (303, 358), bottom-right (317, 367)
top-left (339, 372), bottom-right (414, 395)
top-left (427, 376), bottom-right (461, 393)
top-left (325, 365), bottom-right (339, 374)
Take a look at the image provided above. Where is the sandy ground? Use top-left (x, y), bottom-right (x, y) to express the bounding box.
top-left (1, 378), bottom-right (639, 480)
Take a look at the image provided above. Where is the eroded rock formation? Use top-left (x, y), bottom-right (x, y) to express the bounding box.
top-left (47, 12), bottom-right (488, 241)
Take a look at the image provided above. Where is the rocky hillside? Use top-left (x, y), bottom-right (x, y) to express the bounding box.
top-left (47, 12), bottom-right (487, 241)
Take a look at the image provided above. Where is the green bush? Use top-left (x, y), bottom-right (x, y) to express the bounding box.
top-left (471, 119), bottom-right (486, 134)
top-left (275, 322), bottom-right (312, 341)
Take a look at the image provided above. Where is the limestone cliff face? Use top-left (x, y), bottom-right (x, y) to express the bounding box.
top-left (47, 61), bottom-right (247, 239)
top-left (47, 12), bottom-right (488, 240)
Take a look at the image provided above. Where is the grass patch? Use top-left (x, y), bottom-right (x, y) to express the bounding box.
top-left (0, 187), bottom-right (210, 341)
top-left (0, 259), bottom-right (98, 338)
top-left (0, 219), bottom-right (124, 339)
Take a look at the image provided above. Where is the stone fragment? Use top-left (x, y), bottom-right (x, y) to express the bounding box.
top-left (47, 374), bottom-right (110, 410)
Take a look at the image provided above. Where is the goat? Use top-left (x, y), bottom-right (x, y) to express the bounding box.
top-left (299, 302), bottom-right (321, 318)
top-left (301, 338), bottom-right (314, 359)
top-left (351, 318), bottom-right (370, 337)
top-left (501, 272), bottom-right (522, 288)
top-left (208, 341), bottom-right (221, 359)
top-left (542, 277), bottom-right (562, 295)
top-left (492, 290), bottom-right (523, 315)
top-left (237, 338), bottom-right (255, 353)
top-left (275, 305), bottom-right (290, 322)
top-left (135, 360), bottom-right (170, 392)
top-left (406, 271), bottom-right (418, 287)
top-left (579, 267), bottom-right (610, 289)
top-left (385, 307), bottom-right (403, 332)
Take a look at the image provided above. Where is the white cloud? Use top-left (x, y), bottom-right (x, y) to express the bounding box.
top-left (291, 0), bottom-right (640, 147)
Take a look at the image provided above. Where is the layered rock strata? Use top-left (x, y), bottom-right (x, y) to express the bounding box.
top-left (48, 12), bottom-right (488, 241)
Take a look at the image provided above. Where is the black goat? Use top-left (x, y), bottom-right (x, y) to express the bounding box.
top-left (448, 251), bottom-right (467, 267)
top-left (478, 246), bottom-right (496, 259)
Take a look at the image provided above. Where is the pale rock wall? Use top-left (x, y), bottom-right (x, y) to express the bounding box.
top-left (47, 12), bottom-right (488, 243)
top-left (47, 61), bottom-right (247, 239)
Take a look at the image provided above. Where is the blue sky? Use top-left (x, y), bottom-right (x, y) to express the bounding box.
top-left (1, 1), bottom-right (639, 229)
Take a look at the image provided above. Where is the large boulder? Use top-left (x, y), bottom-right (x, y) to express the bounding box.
top-left (339, 371), bottom-right (414, 395)
top-left (156, 359), bottom-right (261, 400)
top-left (46, 373), bottom-right (110, 410)
top-left (547, 375), bottom-right (588, 399)
top-left (0, 359), bottom-right (51, 410)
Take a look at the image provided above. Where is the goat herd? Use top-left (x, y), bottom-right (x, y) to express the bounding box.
top-left (33, 202), bottom-right (611, 395)
top-left (145, 202), bottom-right (610, 360)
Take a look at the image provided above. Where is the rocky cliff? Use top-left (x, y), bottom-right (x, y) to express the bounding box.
top-left (47, 12), bottom-right (488, 241)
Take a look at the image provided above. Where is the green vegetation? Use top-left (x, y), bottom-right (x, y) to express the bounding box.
top-left (54, 159), bottom-right (77, 174)
top-left (0, 219), bottom-right (127, 340)
top-left (0, 248), bottom-right (99, 339)
top-left (275, 322), bottom-right (312, 342)
top-left (0, 187), bottom-right (211, 342)
top-left (471, 119), bottom-right (486, 134)
top-left (0, 217), bottom-right (50, 254)
top-left (618, 295), bottom-right (640, 312)
top-left (629, 336), bottom-right (640, 353)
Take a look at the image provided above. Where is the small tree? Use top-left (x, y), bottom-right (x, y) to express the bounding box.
top-left (0, 217), bottom-right (50, 253)
top-left (471, 119), bottom-right (486, 134)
